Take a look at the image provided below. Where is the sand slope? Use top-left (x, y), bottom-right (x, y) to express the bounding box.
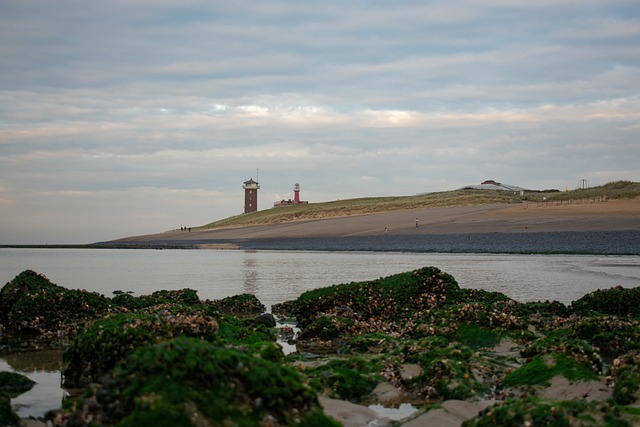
top-left (113, 199), bottom-right (640, 244)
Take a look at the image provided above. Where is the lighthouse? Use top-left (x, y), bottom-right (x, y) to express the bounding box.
top-left (293, 183), bottom-right (301, 204)
top-left (273, 182), bottom-right (308, 207)
top-left (243, 178), bottom-right (259, 213)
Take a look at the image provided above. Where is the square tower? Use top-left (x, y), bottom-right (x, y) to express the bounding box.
top-left (243, 179), bottom-right (260, 213)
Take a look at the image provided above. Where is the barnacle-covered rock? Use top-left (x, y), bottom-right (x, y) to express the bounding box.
top-left (111, 288), bottom-right (200, 310)
top-left (0, 270), bottom-right (115, 340)
top-left (304, 357), bottom-right (379, 402)
top-left (64, 337), bottom-right (339, 427)
top-left (572, 285), bottom-right (640, 317)
top-left (521, 336), bottom-right (604, 375)
top-left (463, 396), bottom-right (633, 426)
top-left (291, 267), bottom-right (466, 330)
top-left (62, 309), bottom-right (219, 387)
top-left (611, 350), bottom-right (640, 405)
top-left (205, 293), bottom-right (266, 318)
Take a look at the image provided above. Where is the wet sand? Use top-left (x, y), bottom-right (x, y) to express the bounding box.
top-left (106, 199), bottom-right (640, 254)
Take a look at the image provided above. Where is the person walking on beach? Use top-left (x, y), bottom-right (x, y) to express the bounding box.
top-left (415, 218), bottom-right (419, 229)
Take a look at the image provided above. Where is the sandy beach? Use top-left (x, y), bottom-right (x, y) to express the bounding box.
top-left (108, 199), bottom-right (640, 253)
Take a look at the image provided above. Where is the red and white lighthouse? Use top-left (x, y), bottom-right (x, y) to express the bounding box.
top-left (293, 183), bottom-right (301, 204)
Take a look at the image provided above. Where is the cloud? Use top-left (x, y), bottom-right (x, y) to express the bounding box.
top-left (0, 0), bottom-right (638, 243)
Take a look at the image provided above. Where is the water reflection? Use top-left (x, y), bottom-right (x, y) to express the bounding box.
top-left (0, 349), bottom-right (67, 418)
top-left (243, 251), bottom-right (259, 295)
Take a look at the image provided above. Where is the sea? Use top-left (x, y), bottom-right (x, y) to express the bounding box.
top-left (1, 247), bottom-right (640, 418)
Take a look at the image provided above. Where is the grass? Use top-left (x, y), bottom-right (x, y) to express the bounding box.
top-left (201, 181), bottom-right (639, 229)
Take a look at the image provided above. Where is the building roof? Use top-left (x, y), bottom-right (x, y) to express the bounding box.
top-left (458, 180), bottom-right (528, 192)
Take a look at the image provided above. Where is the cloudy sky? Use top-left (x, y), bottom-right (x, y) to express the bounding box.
top-left (1, 1), bottom-right (639, 244)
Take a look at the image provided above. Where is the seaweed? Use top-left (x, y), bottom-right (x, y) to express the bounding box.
top-left (463, 396), bottom-right (633, 427)
top-left (91, 337), bottom-right (339, 426)
top-left (0, 391), bottom-right (20, 427)
top-left (0, 371), bottom-right (35, 397)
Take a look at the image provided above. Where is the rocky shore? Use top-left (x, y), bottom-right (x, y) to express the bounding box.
top-left (1, 268), bottom-right (640, 426)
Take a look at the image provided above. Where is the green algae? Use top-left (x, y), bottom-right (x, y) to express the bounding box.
top-left (0, 391), bottom-right (20, 427)
top-left (306, 358), bottom-right (379, 402)
top-left (611, 351), bottom-right (640, 405)
top-left (90, 337), bottom-right (339, 427)
top-left (456, 323), bottom-right (504, 349)
top-left (572, 286), bottom-right (640, 317)
top-left (463, 397), bottom-right (634, 427)
top-left (340, 332), bottom-right (399, 354)
top-left (503, 354), bottom-right (598, 387)
top-left (4, 267), bottom-right (640, 425)
top-left (62, 309), bottom-right (220, 387)
top-left (0, 371), bottom-right (35, 397)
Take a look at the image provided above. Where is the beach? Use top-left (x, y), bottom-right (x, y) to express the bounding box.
top-left (105, 199), bottom-right (640, 254)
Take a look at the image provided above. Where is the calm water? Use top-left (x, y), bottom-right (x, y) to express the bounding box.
top-left (2, 248), bottom-right (640, 308)
top-left (1, 248), bottom-right (640, 417)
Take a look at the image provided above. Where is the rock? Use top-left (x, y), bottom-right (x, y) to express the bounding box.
top-left (0, 371), bottom-right (36, 396)
top-left (63, 337), bottom-right (339, 426)
top-left (372, 382), bottom-right (405, 405)
top-left (319, 396), bottom-right (385, 427)
top-left (400, 364), bottom-right (422, 381)
top-left (254, 312), bottom-right (276, 327)
top-left (400, 400), bottom-right (496, 427)
top-left (539, 376), bottom-right (612, 401)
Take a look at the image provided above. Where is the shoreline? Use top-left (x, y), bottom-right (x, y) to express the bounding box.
top-left (86, 230), bottom-right (640, 255)
top-left (4, 199), bottom-right (639, 255)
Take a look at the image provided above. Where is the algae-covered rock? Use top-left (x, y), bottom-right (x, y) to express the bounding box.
top-left (63, 304), bottom-right (283, 387)
top-left (111, 288), bottom-right (200, 311)
top-left (84, 337), bottom-right (339, 427)
top-left (521, 336), bottom-right (604, 376)
top-left (305, 357), bottom-right (379, 402)
top-left (572, 316), bottom-right (640, 360)
top-left (0, 371), bottom-right (35, 396)
top-left (63, 310), bottom-right (219, 387)
top-left (502, 353), bottom-right (598, 389)
top-left (463, 396), bottom-right (634, 427)
top-left (292, 267), bottom-right (467, 329)
top-left (400, 339), bottom-right (482, 401)
top-left (205, 293), bottom-right (266, 318)
top-left (0, 270), bottom-right (114, 338)
top-left (287, 267), bottom-right (524, 352)
top-left (0, 391), bottom-right (20, 427)
top-left (611, 350), bottom-right (640, 405)
top-left (572, 285), bottom-right (640, 317)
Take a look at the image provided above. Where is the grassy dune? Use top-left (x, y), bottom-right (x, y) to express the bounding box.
top-left (203, 180), bottom-right (640, 229)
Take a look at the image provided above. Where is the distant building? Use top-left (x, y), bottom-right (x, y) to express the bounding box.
top-left (274, 183), bottom-right (309, 207)
top-left (459, 180), bottom-right (529, 194)
top-left (243, 178), bottom-right (260, 213)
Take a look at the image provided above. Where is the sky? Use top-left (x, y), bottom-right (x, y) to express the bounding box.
top-left (1, 1), bottom-right (639, 244)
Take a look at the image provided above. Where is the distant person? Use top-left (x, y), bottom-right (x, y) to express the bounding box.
top-left (384, 227), bottom-right (388, 235)
top-left (188, 227), bottom-right (191, 232)
top-left (415, 218), bottom-right (419, 229)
